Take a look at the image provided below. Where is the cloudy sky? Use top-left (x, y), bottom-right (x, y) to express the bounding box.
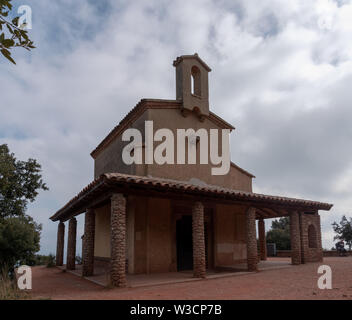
top-left (1, 0), bottom-right (351, 254)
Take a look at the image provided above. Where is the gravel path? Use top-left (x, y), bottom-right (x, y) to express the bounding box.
top-left (30, 257), bottom-right (352, 300)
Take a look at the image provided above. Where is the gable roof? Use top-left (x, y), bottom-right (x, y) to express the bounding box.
top-left (231, 162), bottom-right (255, 178)
top-left (90, 99), bottom-right (235, 159)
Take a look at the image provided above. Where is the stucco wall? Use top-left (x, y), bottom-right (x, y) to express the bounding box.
top-left (93, 106), bottom-right (253, 191)
top-left (146, 108), bottom-right (253, 191)
top-left (228, 165), bottom-right (252, 192)
top-left (93, 197), bottom-right (249, 273)
top-left (94, 204), bottom-right (111, 258)
top-left (214, 204), bottom-right (247, 266)
top-left (134, 196), bottom-right (148, 274)
top-left (94, 110), bottom-right (149, 178)
top-left (92, 195), bottom-right (164, 274)
top-left (147, 198), bottom-right (172, 273)
top-left (133, 196), bottom-right (172, 274)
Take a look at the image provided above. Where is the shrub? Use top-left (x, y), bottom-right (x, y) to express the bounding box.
top-left (46, 254), bottom-right (55, 268)
top-left (0, 267), bottom-right (28, 300)
top-left (31, 254), bottom-right (56, 267)
top-left (0, 216), bottom-right (41, 272)
top-left (33, 254), bottom-right (47, 266)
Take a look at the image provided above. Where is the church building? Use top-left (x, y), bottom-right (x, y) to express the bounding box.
top-left (50, 54), bottom-right (332, 287)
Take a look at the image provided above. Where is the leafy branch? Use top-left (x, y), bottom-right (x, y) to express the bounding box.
top-left (0, 0), bottom-right (35, 64)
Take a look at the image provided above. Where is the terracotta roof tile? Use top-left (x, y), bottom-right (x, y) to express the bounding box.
top-left (50, 173), bottom-right (333, 221)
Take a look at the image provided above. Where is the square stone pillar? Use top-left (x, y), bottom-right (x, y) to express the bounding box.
top-left (192, 201), bottom-right (206, 278)
top-left (246, 207), bottom-right (258, 271)
top-left (82, 209), bottom-right (95, 277)
top-left (110, 193), bottom-right (127, 287)
top-left (300, 211), bottom-right (324, 263)
top-left (56, 221), bottom-right (65, 266)
top-left (66, 217), bottom-right (77, 270)
top-left (258, 218), bottom-right (267, 261)
top-left (290, 211), bottom-right (301, 265)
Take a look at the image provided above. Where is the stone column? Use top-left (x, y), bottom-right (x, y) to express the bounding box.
top-left (246, 207), bottom-right (258, 271)
top-left (66, 217), bottom-right (77, 270)
top-left (110, 193), bottom-right (127, 287)
top-left (290, 211), bottom-right (301, 265)
top-left (258, 218), bottom-right (267, 261)
top-left (56, 221), bottom-right (65, 266)
top-left (126, 198), bottom-right (135, 274)
top-left (192, 201), bottom-right (206, 278)
top-left (82, 209), bottom-right (95, 277)
top-left (299, 212), bottom-right (307, 264)
top-left (316, 213), bottom-right (323, 262)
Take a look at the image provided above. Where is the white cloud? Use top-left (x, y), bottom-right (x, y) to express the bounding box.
top-left (1, 0), bottom-right (352, 253)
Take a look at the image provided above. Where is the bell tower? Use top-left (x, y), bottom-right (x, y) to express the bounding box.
top-left (173, 53), bottom-right (211, 120)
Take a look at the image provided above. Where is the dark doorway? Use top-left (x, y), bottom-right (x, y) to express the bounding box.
top-left (176, 215), bottom-right (211, 271)
top-left (176, 215), bottom-right (193, 271)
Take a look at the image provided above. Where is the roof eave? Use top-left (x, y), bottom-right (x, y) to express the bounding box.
top-left (50, 173), bottom-right (334, 222)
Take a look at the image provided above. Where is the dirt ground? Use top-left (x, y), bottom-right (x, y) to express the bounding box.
top-left (29, 257), bottom-right (352, 300)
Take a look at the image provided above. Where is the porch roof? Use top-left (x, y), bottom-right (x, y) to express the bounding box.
top-left (50, 173), bottom-right (333, 222)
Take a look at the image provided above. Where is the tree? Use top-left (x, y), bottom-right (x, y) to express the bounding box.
top-left (332, 215), bottom-right (352, 250)
top-left (0, 215), bottom-right (41, 270)
top-left (0, 144), bottom-right (48, 219)
top-left (0, 144), bottom-right (47, 271)
top-left (271, 216), bottom-right (289, 230)
top-left (0, 0), bottom-right (35, 64)
top-left (266, 217), bottom-right (291, 250)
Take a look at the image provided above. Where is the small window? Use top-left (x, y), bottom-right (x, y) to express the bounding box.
top-left (308, 224), bottom-right (317, 248)
top-left (191, 66), bottom-right (201, 96)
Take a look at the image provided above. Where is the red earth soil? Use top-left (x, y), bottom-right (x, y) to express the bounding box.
top-left (29, 257), bottom-right (352, 300)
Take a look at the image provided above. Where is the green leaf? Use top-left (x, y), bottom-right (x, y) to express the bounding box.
top-left (21, 30), bottom-right (29, 40)
top-left (1, 48), bottom-right (15, 64)
top-left (2, 38), bottom-right (14, 48)
top-left (0, 1), bottom-right (35, 64)
top-left (6, 23), bottom-right (13, 34)
top-left (12, 16), bottom-right (18, 26)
